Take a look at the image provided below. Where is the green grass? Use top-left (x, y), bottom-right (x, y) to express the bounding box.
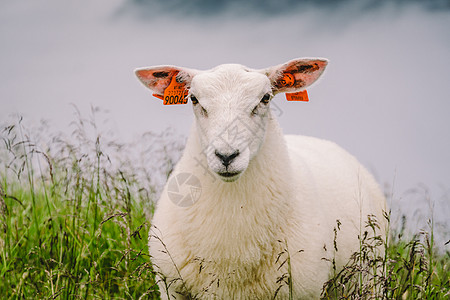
top-left (1, 115), bottom-right (449, 299)
top-left (321, 213), bottom-right (450, 299)
top-left (0, 113), bottom-right (180, 299)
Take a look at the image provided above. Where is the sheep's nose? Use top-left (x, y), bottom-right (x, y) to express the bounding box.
top-left (215, 150), bottom-right (239, 167)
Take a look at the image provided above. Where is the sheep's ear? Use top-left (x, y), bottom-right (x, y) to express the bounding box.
top-left (265, 58), bottom-right (328, 94)
top-left (134, 65), bottom-right (196, 98)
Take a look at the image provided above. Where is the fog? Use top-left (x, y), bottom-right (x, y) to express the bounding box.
top-left (1, 0), bottom-right (449, 245)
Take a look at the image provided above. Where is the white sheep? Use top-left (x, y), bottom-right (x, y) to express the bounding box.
top-left (135, 58), bottom-right (387, 299)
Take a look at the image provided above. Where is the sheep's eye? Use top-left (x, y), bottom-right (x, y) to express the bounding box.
top-left (260, 93), bottom-right (271, 104)
top-left (190, 95), bottom-right (199, 105)
top-left (251, 94), bottom-right (272, 116)
top-left (190, 95), bottom-right (207, 117)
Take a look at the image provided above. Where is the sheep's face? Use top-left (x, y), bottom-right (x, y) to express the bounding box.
top-left (189, 65), bottom-right (272, 182)
top-left (135, 58), bottom-right (328, 182)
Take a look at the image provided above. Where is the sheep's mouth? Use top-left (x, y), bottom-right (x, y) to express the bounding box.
top-left (217, 171), bottom-right (241, 181)
top-left (219, 172), bottom-right (239, 177)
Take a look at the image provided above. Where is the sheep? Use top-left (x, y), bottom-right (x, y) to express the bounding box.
top-left (135, 58), bottom-right (387, 299)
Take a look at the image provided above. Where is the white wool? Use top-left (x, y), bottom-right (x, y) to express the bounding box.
top-left (136, 60), bottom-right (387, 299)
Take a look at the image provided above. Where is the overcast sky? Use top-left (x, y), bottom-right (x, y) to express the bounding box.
top-left (1, 0), bottom-right (449, 242)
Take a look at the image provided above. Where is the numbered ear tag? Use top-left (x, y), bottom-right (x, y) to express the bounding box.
top-left (154, 72), bottom-right (189, 105)
top-left (286, 90), bottom-right (309, 102)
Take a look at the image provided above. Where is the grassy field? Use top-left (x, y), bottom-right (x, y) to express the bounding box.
top-left (1, 115), bottom-right (449, 299)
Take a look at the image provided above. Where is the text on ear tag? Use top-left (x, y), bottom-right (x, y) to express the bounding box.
top-left (163, 72), bottom-right (189, 105)
top-left (286, 90), bottom-right (309, 102)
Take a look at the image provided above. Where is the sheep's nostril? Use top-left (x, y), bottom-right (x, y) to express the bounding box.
top-left (215, 150), bottom-right (239, 167)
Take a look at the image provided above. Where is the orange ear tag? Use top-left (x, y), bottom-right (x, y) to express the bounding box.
top-left (152, 93), bottom-right (164, 100)
top-left (154, 72), bottom-right (189, 105)
top-left (286, 90), bottom-right (309, 102)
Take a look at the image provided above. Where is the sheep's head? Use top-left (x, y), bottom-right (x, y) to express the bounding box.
top-left (135, 58), bottom-right (327, 182)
